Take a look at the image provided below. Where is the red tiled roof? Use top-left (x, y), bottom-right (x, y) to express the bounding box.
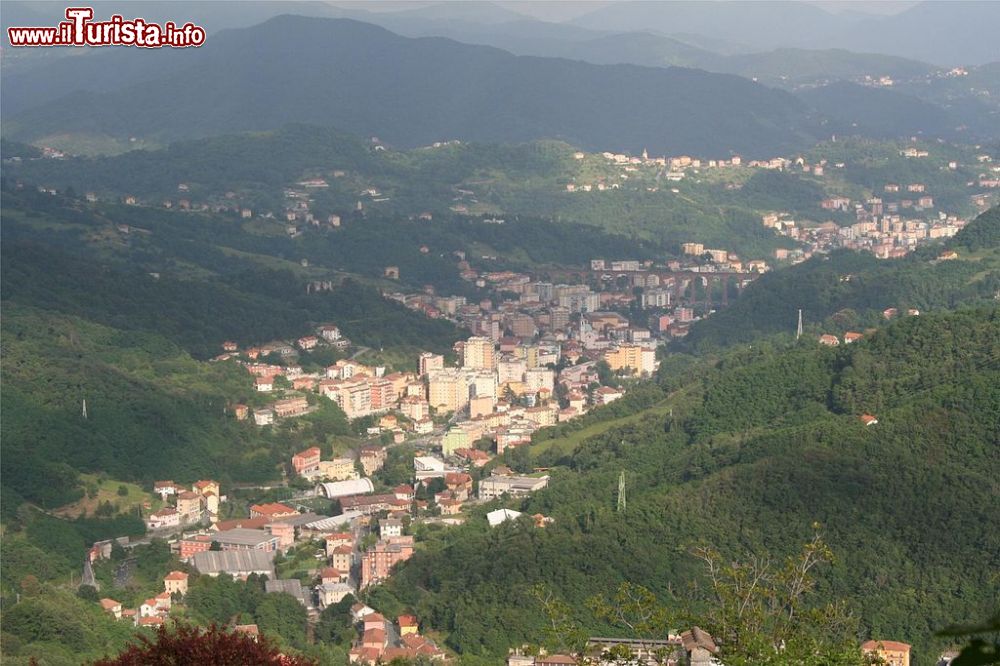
top-left (362, 628), bottom-right (387, 644)
top-left (214, 516), bottom-right (269, 531)
top-left (862, 640), bottom-right (911, 652)
top-left (152, 507), bottom-right (178, 517)
top-left (350, 647), bottom-right (381, 664)
top-left (234, 624), bottom-right (259, 636)
top-left (324, 532), bottom-right (353, 541)
top-left (250, 502), bottom-right (296, 516)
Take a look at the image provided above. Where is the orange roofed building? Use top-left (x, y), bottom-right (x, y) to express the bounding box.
top-left (291, 447), bottom-right (321, 475)
top-left (163, 570), bottom-right (189, 596)
top-left (862, 640), bottom-right (911, 666)
top-left (249, 502), bottom-right (297, 520)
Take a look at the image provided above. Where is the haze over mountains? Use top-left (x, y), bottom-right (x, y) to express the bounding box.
top-left (4, 15), bottom-right (826, 156)
top-left (2, 1), bottom-right (998, 157)
top-left (6, 0), bottom-right (998, 65)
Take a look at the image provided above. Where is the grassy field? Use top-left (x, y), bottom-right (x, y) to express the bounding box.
top-left (52, 473), bottom-right (160, 519)
top-left (530, 385), bottom-right (701, 459)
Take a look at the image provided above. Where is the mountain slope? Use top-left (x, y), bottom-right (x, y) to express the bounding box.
top-left (3, 16), bottom-right (821, 157)
top-left (715, 48), bottom-right (935, 86)
top-left (380, 306), bottom-right (1000, 664)
top-left (796, 82), bottom-right (956, 138)
top-left (0, 186), bottom-right (464, 360)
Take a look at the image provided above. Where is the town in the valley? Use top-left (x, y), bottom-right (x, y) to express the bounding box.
top-left (4, 2), bottom-right (998, 664)
top-left (60, 133), bottom-right (993, 666)
top-left (80, 247), bottom-right (937, 666)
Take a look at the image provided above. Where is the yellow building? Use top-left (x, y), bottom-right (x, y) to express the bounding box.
top-left (523, 345), bottom-right (539, 369)
top-left (398, 615), bottom-right (419, 636)
top-left (524, 405), bottom-right (557, 427)
top-left (463, 336), bottom-right (496, 370)
top-left (193, 480), bottom-right (220, 497)
top-left (428, 369), bottom-right (468, 413)
top-left (318, 457), bottom-right (357, 481)
top-left (163, 571), bottom-right (189, 596)
top-left (603, 345), bottom-right (656, 376)
top-left (469, 395), bottom-right (495, 419)
top-left (175, 492), bottom-right (202, 521)
top-left (862, 641), bottom-right (910, 666)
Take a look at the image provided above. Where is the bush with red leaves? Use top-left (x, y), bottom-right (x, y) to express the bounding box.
top-left (90, 624), bottom-right (317, 665)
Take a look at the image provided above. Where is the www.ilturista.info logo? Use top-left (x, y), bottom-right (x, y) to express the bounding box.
top-left (7, 7), bottom-right (206, 48)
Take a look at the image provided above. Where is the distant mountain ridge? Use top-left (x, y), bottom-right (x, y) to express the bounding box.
top-left (570, 0), bottom-right (1000, 66)
top-left (3, 15), bottom-right (823, 157)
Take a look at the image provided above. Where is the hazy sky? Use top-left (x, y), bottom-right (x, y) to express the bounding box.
top-left (327, 0), bottom-right (921, 22)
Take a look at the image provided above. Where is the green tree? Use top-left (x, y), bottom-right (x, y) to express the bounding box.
top-left (687, 530), bottom-right (872, 666)
top-left (588, 583), bottom-right (672, 664)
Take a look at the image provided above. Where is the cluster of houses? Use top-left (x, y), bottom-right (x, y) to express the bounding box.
top-left (815, 306), bottom-right (921, 351)
top-left (567, 146), bottom-right (838, 194)
top-left (391, 251), bottom-right (760, 343)
top-left (146, 480), bottom-right (222, 530)
top-left (763, 171), bottom-right (984, 261)
top-left (294, 431), bottom-right (551, 522)
top-left (677, 244), bottom-right (766, 270)
top-left (817, 331), bottom-right (865, 347)
top-left (557, 144), bottom-right (991, 267)
top-left (348, 605), bottom-right (445, 664)
top-left (97, 570), bottom-right (189, 629)
top-left (216, 296), bottom-right (659, 463)
top-left (97, 451), bottom-right (552, 654)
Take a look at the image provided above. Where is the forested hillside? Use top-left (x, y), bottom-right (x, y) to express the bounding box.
top-left (379, 307), bottom-right (1000, 665)
top-left (3, 127), bottom-right (798, 258)
top-left (9, 126), bottom-right (993, 264)
top-left (1, 185), bottom-right (464, 358)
